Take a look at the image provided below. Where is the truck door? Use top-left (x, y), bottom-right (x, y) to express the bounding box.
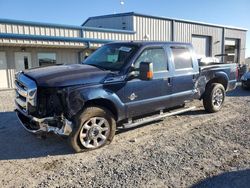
top-left (124, 46), bottom-right (172, 118)
top-left (168, 45), bottom-right (199, 106)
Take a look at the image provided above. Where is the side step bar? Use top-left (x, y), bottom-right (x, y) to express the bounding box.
top-left (123, 106), bottom-right (196, 129)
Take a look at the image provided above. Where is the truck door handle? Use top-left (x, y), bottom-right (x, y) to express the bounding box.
top-left (192, 75), bottom-right (196, 82)
top-left (168, 77), bottom-right (172, 85)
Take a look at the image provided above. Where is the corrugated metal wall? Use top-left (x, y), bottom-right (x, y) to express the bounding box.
top-left (83, 30), bottom-right (134, 41)
top-left (84, 16), bottom-right (134, 30)
top-left (225, 28), bottom-right (246, 63)
top-left (83, 15), bottom-right (172, 45)
top-left (84, 14), bottom-right (246, 64)
top-left (133, 16), bottom-right (171, 41)
top-left (0, 22), bottom-right (85, 48)
top-left (0, 23), bottom-right (81, 37)
top-left (174, 22), bottom-right (223, 57)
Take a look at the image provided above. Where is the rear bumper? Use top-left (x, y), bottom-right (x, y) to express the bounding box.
top-left (227, 80), bottom-right (237, 91)
top-left (16, 108), bottom-right (73, 136)
top-left (242, 80), bottom-right (250, 88)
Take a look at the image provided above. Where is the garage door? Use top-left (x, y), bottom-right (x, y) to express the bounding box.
top-left (192, 35), bottom-right (211, 58)
top-left (0, 52), bottom-right (8, 89)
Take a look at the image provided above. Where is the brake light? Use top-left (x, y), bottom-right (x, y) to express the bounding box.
top-left (236, 67), bottom-right (239, 80)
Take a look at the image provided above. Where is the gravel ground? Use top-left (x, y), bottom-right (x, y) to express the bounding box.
top-left (0, 86), bottom-right (249, 188)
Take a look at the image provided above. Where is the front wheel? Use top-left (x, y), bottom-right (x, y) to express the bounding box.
top-left (203, 83), bottom-right (225, 113)
top-left (69, 106), bottom-right (116, 152)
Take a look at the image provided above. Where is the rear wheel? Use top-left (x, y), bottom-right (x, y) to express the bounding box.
top-left (203, 83), bottom-right (225, 113)
top-left (69, 106), bottom-right (116, 152)
top-left (241, 81), bottom-right (247, 90)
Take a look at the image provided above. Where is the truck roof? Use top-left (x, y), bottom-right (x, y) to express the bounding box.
top-left (109, 41), bottom-right (192, 47)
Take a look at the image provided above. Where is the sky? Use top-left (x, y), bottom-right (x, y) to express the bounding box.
top-left (0, 0), bottom-right (249, 58)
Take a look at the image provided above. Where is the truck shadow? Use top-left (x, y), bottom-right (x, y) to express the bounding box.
top-left (191, 169), bottom-right (250, 188)
top-left (0, 111), bottom-right (73, 160)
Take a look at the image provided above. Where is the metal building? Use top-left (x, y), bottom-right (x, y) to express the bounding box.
top-left (0, 12), bottom-right (247, 89)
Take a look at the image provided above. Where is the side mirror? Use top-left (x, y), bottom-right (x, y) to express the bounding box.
top-left (139, 62), bottom-right (154, 80)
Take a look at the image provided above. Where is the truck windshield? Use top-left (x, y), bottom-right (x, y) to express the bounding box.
top-left (83, 43), bottom-right (138, 71)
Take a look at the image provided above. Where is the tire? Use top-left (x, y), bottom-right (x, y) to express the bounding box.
top-left (203, 83), bottom-right (225, 113)
top-left (241, 81), bottom-right (247, 90)
top-left (69, 106), bottom-right (116, 153)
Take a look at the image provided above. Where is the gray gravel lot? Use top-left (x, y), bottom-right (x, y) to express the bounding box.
top-left (0, 87), bottom-right (249, 188)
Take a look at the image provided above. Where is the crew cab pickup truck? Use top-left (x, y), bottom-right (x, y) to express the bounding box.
top-left (15, 42), bottom-right (237, 152)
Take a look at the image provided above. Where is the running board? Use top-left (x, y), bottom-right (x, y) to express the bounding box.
top-left (123, 106), bottom-right (196, 129)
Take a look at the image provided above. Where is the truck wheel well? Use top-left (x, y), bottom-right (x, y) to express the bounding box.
top-left (85, 99), bottom-right (118, 120)
top-left (206, 77), bottom-right (228, 91)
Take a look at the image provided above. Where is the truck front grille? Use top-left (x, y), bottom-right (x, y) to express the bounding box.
top-left (15, 72), bottom-right (37, 114)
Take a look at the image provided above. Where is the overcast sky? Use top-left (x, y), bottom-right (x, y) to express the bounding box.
top-left (0, 0), bottom-right (249, 58)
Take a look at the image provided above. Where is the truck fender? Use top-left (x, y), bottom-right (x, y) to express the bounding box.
top-left (196, 71), bottom-right (229, 99)
top-left (66, 85), bottom-right (125, 121)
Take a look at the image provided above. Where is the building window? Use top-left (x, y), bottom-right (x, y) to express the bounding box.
top-left (225, 39), bottom-right (240, 63)
top-left (171, 47), bottom-right (193, 70)
top-left (38, 53), bottom-right (56, 67)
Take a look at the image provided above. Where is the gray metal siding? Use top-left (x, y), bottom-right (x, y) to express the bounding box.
top-left (0, 23), bottom-right (81, 37)
top-left (83, 30), bottom-right (134, 42)
top-left (0, 22), bottom-right (84, 48)
top-left (225, 29), bottom-right (246, 63)
top-left (174, 22), bottom-right (223, 58)
top-left (83, 15), bottom-right (247, 64)
top-left (83, 15), bottom-right (172, 44)
top-left (133, 16), bottom-right (171, 41)
top-left (84, 16), bottom-right (134, 30)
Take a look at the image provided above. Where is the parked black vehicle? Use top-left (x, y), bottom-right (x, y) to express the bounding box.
top-left (241, 71), bottom-right (250, 89)
top-left (15, 42), bottom-right (237, 152)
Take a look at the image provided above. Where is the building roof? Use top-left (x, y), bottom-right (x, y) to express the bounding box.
top-left (0, 33), bottom-right (113, 44)
top-left (82, 12), bottom-right (248, 31)
top-left (0, 18), bottom-right (83, 30)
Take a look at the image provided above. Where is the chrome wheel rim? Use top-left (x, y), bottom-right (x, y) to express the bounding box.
top-left (212, 88), bottom-right (224, 108)
top-left (79, 117), bottom-right (110, 149)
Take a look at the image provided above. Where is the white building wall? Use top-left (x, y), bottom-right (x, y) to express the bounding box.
top-left (0, 46), bottom-right (81, 88)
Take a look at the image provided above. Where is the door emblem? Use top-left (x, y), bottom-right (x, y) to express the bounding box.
top-left (128, 93), bottom-right (138, 101)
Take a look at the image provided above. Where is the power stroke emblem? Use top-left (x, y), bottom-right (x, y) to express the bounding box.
top-left (128, 93), bottom-right (138, 101)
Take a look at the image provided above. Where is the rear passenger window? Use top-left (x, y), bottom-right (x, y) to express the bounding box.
top-left (134, 48), bottom-right (168, 72)
top-left (171, 47), bottom-right (193, 69)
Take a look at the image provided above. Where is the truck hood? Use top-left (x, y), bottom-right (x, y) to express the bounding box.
top-left (23, 64), bottom-right (110, 87)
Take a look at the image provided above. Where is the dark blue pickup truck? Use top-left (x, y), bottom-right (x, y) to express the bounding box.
top-left (15, 42), bottom-right (237, 152)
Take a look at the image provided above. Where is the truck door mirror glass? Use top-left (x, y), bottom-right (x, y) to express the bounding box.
top-left (139, 62), bottom-right (153, 80)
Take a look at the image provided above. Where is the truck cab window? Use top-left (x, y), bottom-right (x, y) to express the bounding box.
top-left (134, 48), bottom-right (168, 72)
top-left (84, 44), bottom-right (138, 71)
top-left (171, 47), bottom-right (193, 69)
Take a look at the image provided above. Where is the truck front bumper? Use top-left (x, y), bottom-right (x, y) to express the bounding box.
top-left (16, 108), bottom-right (73, 136)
